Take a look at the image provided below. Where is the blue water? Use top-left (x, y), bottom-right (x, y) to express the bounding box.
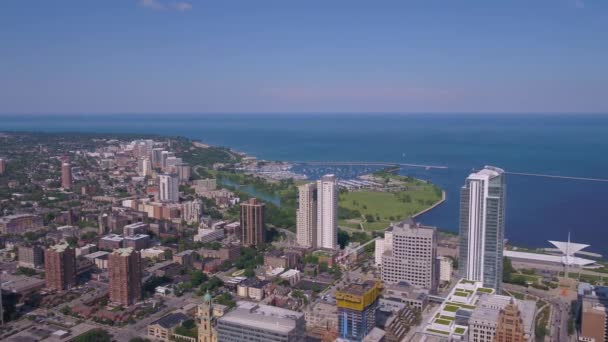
top-left (2, 113), bottom-right (608, 255)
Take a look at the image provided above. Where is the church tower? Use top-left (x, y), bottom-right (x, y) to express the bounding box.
top-left (198, 292), bottom-right (217, 342)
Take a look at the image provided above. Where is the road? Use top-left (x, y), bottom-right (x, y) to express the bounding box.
top-left (503, 284), bottom-right (571, 342)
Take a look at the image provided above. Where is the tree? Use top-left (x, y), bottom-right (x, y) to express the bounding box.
top-left (129, 338), bottom-right (151, 342)
top-left (190, 270), bottom-right (208, 287)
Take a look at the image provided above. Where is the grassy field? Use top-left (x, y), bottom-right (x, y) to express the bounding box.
top-left (338, 176), bottom-right (443, 231)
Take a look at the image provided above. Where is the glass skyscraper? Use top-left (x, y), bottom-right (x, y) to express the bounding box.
top-left (459, 166), bottom-right (506, 291)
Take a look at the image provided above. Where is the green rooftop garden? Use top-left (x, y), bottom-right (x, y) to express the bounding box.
top-left (477, 287), bottom-right (493, 294)
top-left (444, 305), bottom-right (459, 312)
top-left (427, 329), bottom-right (449, 335)
top-left (454, 327), bottom-right (466, 335)
top-left (439, 315), bottom-right (455, 321)
top-left (435, 319), bottom-right (452, 325)
top-left (447, 302), bottom-right (476, 310)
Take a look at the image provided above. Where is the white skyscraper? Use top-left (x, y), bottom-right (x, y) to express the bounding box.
top-left (459, 166), bottom-right (506, 291)
top-left (158, 174), bottom-right (179, 203)
top-left (296, 182), bottom-right (317, 248)
top-left (316, 174), bottom-right (338, 250)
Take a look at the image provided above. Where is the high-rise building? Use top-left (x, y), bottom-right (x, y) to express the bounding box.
top-left (61, 162), bottom-right (73, 189)
top-left (459, 166), bottom-right (506, 291)
top-left (175, 163), bottom-right (191, 183)
top-left (158, 174), bottom-right (179, 202)
top-left (296, 182), bottom-right (317, 248)
top-left (44, 243), bottom-right (76, 291)
top-left (160, 151), bottom-right (174, 170)
top-left (152, 148), bottom-right (164, 168)
top-left (217, 301), bottom-right (306, 342)
top-left (18, 245), bottom-right (45, 268)
top-left (495, 300), bottom-right (529, 342)
top-left (316, 174), bottom-right (337, 250)
top-left (380, 219), bottom-right (437, 292)
top-left (0, 158), bottom-right (6, 174)
top-left (108, 247), bottom-right (142, 306)
top-left (240, 198), bottom-right (265, 247)
top-left (336, 280), bottom-right (382, 341)
top-left (138, 158), bottom-right (152, 177)
top-left (197, 293), bottom-right (218, 342)
top-left (437, 256), bottom-right (453, 284)
top-left (182, 199), bottom-right (203, 224)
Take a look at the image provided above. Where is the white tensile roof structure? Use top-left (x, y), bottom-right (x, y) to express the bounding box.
top-left (549, 239), bottom-right (590, 265)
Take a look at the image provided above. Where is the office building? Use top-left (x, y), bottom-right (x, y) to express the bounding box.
top-left (296, 182), bottom-right (317, 248)
top-left (0, 158), bottom-right (5, 174)
top-left (316, 174), bottom-right (338, 250)
top-left (469, 295), bottom-right (535, 342)
top-left (380, 219), bottom-right (437, 292)
top-left (61, 162), bottom-right (73, 189)
top-left (579, 283), bottom-right (608, 342)
top-left (217, 301), bottom-right (306, 342)
top-left (44, 243), bottom-right (76, 291)
top-left (459, 166), bottom-right (506, 291)
top-left (18, 245), bottom-right (45, 268)
top-left (159, 173), bottom-right (179, 202)
top-left (108, 247), bottom-right (142, 306)
top-left (495, 300), bottom-right (530, 342)
top-left (336, 280), bottom-right (382, 341)
top-left (240, 198), bottom-right (265, 247)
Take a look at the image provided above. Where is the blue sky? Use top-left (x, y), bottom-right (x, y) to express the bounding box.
top-left (1, 0), bottom-right (607, 113)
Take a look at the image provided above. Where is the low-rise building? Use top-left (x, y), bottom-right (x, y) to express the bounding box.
top-left (147, 312), bottom-right (190, 341)
top-left (380, 282), bottom-right (429, 312)
top-left (0, 214), bottom-right (44, 234)
top-left (99, 234), bottom-right (124, 250)
top-left (217, 301), bottom-right (306, 342)
top-left (123, 234), bottom-right (150, 251)
top-left (194, 228), bottom-right (225, 243)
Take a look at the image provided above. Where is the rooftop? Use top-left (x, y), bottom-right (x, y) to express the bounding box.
top-left (219, 301), bottom-right (303, 334)
top-left (151, 312), bottom-right (190, 329)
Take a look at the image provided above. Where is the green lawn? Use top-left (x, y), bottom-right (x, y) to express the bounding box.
top-left (338, 181), bottom-right (442, 231)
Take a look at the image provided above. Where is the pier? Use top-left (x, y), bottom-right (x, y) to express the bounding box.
top-left (506, 171), bottom-right (608, 183)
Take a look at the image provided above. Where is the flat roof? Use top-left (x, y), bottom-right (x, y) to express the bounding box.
top-left (219, 301), bottom-right (303, 334)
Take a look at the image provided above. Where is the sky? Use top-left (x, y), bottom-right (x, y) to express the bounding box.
top-left (1, 0), bottom-right (607, 114)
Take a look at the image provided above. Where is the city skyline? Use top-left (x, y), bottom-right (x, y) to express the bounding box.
top-left (1, 0), bottom-right (607, 114)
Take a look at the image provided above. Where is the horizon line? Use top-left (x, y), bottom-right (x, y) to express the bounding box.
top-left (1, 111), bottom-right (608, 116)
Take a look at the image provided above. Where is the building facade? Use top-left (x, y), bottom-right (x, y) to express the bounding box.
top-left (61, 162), bottom-right (73, 189)
top-left (108, 247), bottom-right (142, 306)
top-left (217, 301), bottom-right (306, 342)
top-left (0, 214), bottom-right (44, 234)
top-left (240, 198), bottom-right (265, 247)
top-left (44, 243), bottom-right (76, 291)
top-left (495, 301), bottom-right (529, 342)
top-left (296, 182), bottom-right (317, 249)
top-left (198, 293), bottom-right (218, 342)
top-left (459, 166), bottom-right (506, 291)
top-left (316, 174), bottom-right (337, 250)
top-left (336, 281), bottom-right (382, 341)
top-left (18, 245), bottom-right (45, 268)
top-left (158, 173), bottom-right (179, 203)
top-left (381, 219), bottom-right (437, 292)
